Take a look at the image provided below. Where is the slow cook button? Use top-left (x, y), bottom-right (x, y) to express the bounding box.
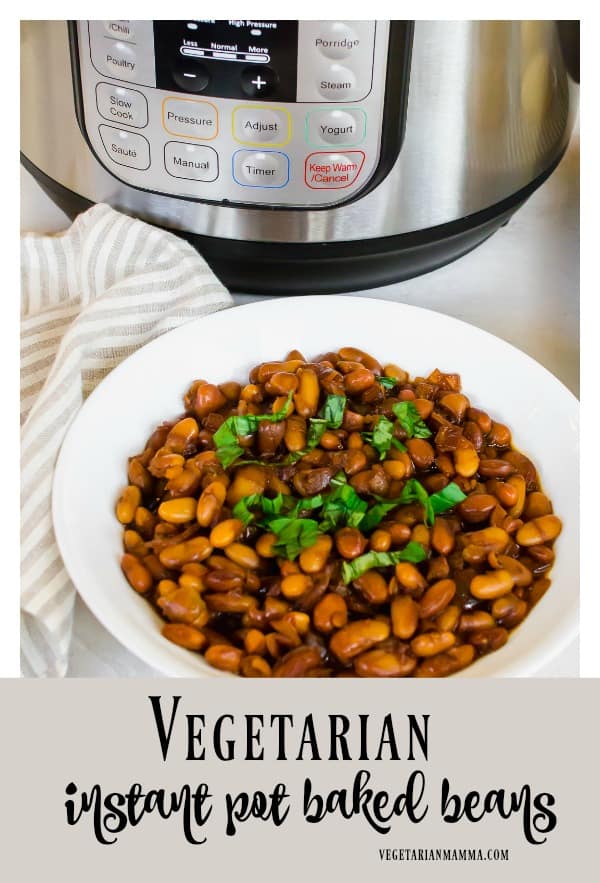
top-left (317, 64), bottom-right (358, 101)
top-left (233, 106), bottom-right (291, 146)
top-left (304, 151), bottom-right (365, 189)
top-left (233, 150), bottom-right (289, 188)
top-left (96, 83), bottom-right (148, 128)
top-left (101, 41), bottom-right (138, 81)
top-left (162, 97), bottom-right (218, 140)
top-left (164, 142), bottom-right (219, 182)
top-left (99, 125), bottom-right (150, 170)
top-left (307, 108), bottom-right (366, 146)
top-left (315, 22), bottom-right (361, 60)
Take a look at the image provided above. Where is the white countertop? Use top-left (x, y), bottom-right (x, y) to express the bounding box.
top-left (21, 131), bottom-right (579, 677)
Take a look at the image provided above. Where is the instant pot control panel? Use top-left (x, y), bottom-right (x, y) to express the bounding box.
top-left (71, 20), bottom-right (411, 208)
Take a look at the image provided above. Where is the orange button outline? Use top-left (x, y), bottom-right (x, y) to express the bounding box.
top-left (161, 96), bottom-right (219, 141)
top-left (232, 104), bottom-right (292, 147)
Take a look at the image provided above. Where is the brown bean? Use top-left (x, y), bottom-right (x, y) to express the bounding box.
top-left (487, 422), bottom-right (511, 447)
top-left (209, 518), bottom-right (243, 549)
top-left (127, 459), bottom-right (154, 496)
top-left (478, 459), bottom-right (516, 479)
top-left (466, 407), bottom-right (492, 434)
top-left (516, 515), bottom-right (562, 547)
top-left (299, 535), bottom-right (333, 573)
top-left (159, 537), bottom-right (213, 569)
top-left (116, 485), bottom-right (142, 524)
top-left (205, 644), bottom-right (243, 673)
top-left (265, 371), bottom-right (299, 396)
top-left (335, 527), bottom-right (368, 560)
top-left (395, 562), bottom-right (427, 592)
top-left (162, 623), bottom-right (206, 651)
top-left (123, 529), bottom-right (147, 557)
top-left (313, 593), bottom-right (348, 633)
top-left (192, 383), bottom-right (226, 418)
top-left (273, 646), bottom-right (322, 677)
top-left (382, 459), bottom-right (406, 480)
top-left (198, 480), bottom-right (227, 524)
top-left (459, 611), bottom-right (496, 632)
top-left (388, 523), bottom-right (412, 546)
top-left (338, 346), bottom-right (382, 374)
top-left (463, 526), bottom-right (510, 553)
top-left (463, 421), bottom-right (483, 451)
top-left (506, 475), bottom-right (526, 518)
top-left (204, 570), bottom-right (244, 592)
top-left (354, 649), bottom-right (417, 677)
top-left (257, 420), bottom-right (286, 455)
top-left (284, 414), bottom-right (307, 452)
top-left (457, 494), bottom-right (497, 524)
top-left (470, 569), bottom-right (514, 600)
top-left (439, 393), bottom-right (470, 422)
top-left (165, 417), bottom-right (199, 454)
top-left (293, 466), bottom-right (334, 497)
top-left (344, 367), bottom-right (375, 394)
top-left (431, 518), bottom-right (455, 555)
top-left (224, 542), bottom-right (260, 570)
top-left (489, 554), bottom-right (533, 588)
top-left (157, 587), bottom-right (208, 626)
top-left (410, 631), bottom-right (456, 657)
top-left (413, 398), bottom-right (434, 420)
top-left (406, 438), bottom-right (435, 470)
top-left (281, 573), bottom-right (313, 599)
top-left (205, 593), bottom-right (258, 613)
top-left (486, 479), bottom-right (518, 508)
top-left (330, 619), bottom-right (391, 663)
top-left (158, 496), bottom-right (198, 524)
top-left (383, 363), bottom-right (408, 383)
top-left (492, 593), bottom-right (528, 627)
top-left (354, 571), bottom-right (389, 604)
top-left (121, 553), bottom-right (153, 593)
top-left (467, 627), bottom-right (508, 652)
top-left (419, 579), bottom-right (456, 618)
top-left (454, 442), bottom-right (480, 477)
top-left (294, 368), bottom-right (320, 417)
top-left (436, 604), bottom-right (460, 632)
top-left (256, 532), bottom-right (277, 558)
top-left (370, 529), bottom-right (391, 552)
top-left (241, 655), bottom-right (272, 677)
top-left (148, 447), bottom-right (185, 479)
top-left (390, 595), bottom-right (420, 639)
top-left (524, 492), bottom-right (552, 520)
top-left (415, 644), bottom-right (475, 677)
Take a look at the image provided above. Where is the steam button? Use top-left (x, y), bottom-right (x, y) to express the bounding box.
top-left (317, 65), bottom-right (358, 101)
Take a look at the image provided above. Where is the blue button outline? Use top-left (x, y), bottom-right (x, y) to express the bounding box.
top-left (232, 149), bottom-right (290, 188)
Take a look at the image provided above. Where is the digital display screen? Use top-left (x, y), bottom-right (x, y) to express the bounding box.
top-left (181, 20), bottom-right (286, 65)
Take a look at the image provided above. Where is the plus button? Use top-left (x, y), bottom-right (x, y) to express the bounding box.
top-left (251, 75), bottom-right (266, 91)
top-left (240, 66), bottom-right (277, 98)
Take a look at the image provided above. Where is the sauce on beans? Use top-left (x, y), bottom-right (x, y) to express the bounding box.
top-left (116, 348), bottom-right (562, 677)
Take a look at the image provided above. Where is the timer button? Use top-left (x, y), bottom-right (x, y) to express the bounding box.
top-left (240, 67), bottom-right (278, 98)
top-left (317, 64), bottom-right (358, 101)
top-left (233, 150), bottom-right (290, 188)
top-left (171, 63), bottom-right (210, 93)
top-left (315, 22), bottom-right (360, 60)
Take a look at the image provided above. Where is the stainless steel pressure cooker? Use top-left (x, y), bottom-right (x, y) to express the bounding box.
top-left (20, 20), bottom-right (578, 293)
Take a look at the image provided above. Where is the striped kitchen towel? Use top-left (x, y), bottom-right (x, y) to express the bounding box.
top-left (21, 203), bottom-right (234, 677)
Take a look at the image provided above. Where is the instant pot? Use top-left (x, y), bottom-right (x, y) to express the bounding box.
top-left (20, 20), bottom-right (578, 293)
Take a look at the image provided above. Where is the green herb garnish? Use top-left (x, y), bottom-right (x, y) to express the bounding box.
top-left (362, 416), bottom-right (406, 460)
top-left (377, 376), bottom-right (398, 390)
top-left (267, 517), bottom-right (322, 560)
top-left (392, 401), bottom-right (432, 439)
top-left (341, 541), bottom-right (427, 584)
top-left (214, 391), bottom-right (293, 468)
top-left (319, 474), bottom-right (368, 530)
top-left (429, 482), bottom-right (467, 516)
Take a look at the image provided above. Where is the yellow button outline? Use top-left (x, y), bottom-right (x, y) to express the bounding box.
top-left (161, 96), bottom-right (219, 141)
top-left (232, 104), bottom-right (292, 148)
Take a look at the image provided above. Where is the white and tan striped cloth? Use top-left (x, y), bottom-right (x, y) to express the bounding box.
top-left (21, 204), bottom-right (233, 677)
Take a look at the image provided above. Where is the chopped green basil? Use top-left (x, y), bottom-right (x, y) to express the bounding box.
top-left (429, 482), bottom-right (467, 515)
top-left (392, 401), bottom-right (432, 440)
top-left (319, 480), bottom-right (368, 531)
top-left (341, 541), bottom-right (427, 584)
top-left (377, 376), bottom-right (398, 390)
top-left (321, 394), bottom-right (346, 429)
top-left (214, 391), bottom-right (293, 467)
top-left (268, 517), bottom-right (322, 560)
top-left (362, 416), bottom-right (406, 460)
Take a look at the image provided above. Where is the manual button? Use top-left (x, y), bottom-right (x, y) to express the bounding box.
top-left (304, 151), bottom-right (365, 189)
top-left (164, 142), bottom-right (218, 182)
top-left (99, 125), bottom-right (150, 170)
top-left (233, 106), bottom-right (291, 146)
top-left (96, 83), bottom-right (148, 128)
top-left (233, 150), bottom-right (290, 188)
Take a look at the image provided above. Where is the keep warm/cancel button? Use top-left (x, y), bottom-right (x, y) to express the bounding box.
top-left (304, 150), bottom-right (365, 189)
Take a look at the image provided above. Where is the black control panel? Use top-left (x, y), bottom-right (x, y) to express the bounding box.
top-left (153, 20), bottom-right (298, 101)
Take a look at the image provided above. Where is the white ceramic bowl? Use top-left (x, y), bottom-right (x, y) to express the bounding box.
top-left (53, 296), bottom-right (579, 677)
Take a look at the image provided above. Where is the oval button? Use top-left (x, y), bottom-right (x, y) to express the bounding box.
top-left (233, 150), bottom-right (290, 188)
top-left (307, 109), bottom-right (365, 146)
top-left (304, 151), bottom-right (365, 189)
top-left (96, 83), bottom-right (148, 128)
top-left (103, 20), bottom-right (135, 41)
top-left (162, 97), bottom-right (218, 140)
top-left (315, 22), bottom-right (360, 60)
top-left (164, 142), bottom-right (219, 181)
top-left (98, 126), bottom-right (150, 170)
top-left (102, 41), bottom-right (138, 81)
top-left (233, 106), bottom-right (291, 145)
top-left (317, 65), bottom-right (358, 101)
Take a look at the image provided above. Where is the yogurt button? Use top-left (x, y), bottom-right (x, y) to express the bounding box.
top-left (308, 109), bottom-right (365, 145)
top-left (102, 41), bottom-right (138, 80)
top-left (233, 150), bottom-right (289, 188)
top-left (317, 65), bottom-right (358, 101)
top-left (99, 126), bottom-right (150, 170)
top-left (315, 22), bottom-right (360, 59)
top-left (96, 83), bottom-right (148, 128)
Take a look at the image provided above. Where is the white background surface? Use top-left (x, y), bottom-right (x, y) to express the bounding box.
top-left (20, 129), bottom-right (580, 677)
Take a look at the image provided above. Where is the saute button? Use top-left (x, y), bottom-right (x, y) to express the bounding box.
top-left (304, 151), bottom-right (365, 189)
top-left (162, 97), bottom-right (218, 139)
top-left (164, 142), bottom-right (219, 181)
top-left (101, 41), bottom-right (138, 81)
top-left (99, 126), bottom-right (150, 170)
top-left (233, 106), bottom-right (291, 145)
top-left (315, 22), bottom-right (360, 60)
top-left (103, 21), bottom-right (135, 41)
top-left (96, 83), bottom-right (148, 128)
top-left (307, 109), bottom-right (365, 146)
top-left (233, 150), bottom-right (289, 188)
top-left (317, 64), bottom-right (358, 100)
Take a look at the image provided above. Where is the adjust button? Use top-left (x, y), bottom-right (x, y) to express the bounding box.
top-left (162, 97), bottom-right (218, 140)
top-left (306, 108), bottom-right (366, 146)
top-left (304, 151), bottom-right (365, 189)
top-left (233, 150), bottom-right (290, 188)
top-left (164, 142), bottom-right (219, 182)
top-left (317, 64), bottom-right (358, 101)
top-left (99, 125), bottom-right (150, 170)
top-left (100, 41), bottom-right (138, 81)
top-left (96, 83), bottom-right (148, 128)
top-left (233, 106), bottom-right (291, 146)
